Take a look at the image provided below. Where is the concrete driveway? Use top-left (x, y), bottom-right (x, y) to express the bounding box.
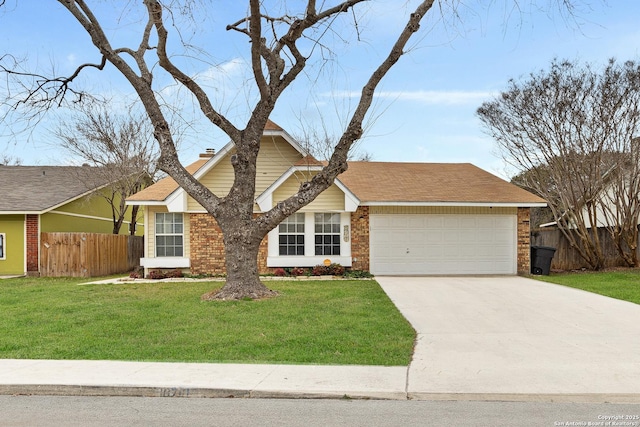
top-left (376, 276), bottom-right (640, 401)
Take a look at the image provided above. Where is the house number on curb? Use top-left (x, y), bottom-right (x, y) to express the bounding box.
top-left (160, 387), bottom-right (191, 397)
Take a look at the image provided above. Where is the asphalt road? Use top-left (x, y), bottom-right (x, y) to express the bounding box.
top-left (2, 396), bottom-right (640, 427)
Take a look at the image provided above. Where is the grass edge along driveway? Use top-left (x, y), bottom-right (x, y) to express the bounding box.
top-left (0, 277), bottom-right (415, 366)
top-left (532, 269), bottom-right (640, 305)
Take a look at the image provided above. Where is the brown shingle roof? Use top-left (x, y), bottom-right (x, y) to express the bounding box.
top-left (126, 159), bottom-right (208, 202)
top-left (0, 166), bottom-right (115, 212)
top-left (265, 120), bottom-right (283, 131)
top-left (339, 162), bottom-right (546, 204)
top-left (127, 159), bottom-right (545, 205)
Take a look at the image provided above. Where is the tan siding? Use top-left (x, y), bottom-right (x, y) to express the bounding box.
top-left (183, 213), bottom-right (191, 259)
top-left (255, 136), bottom-right (304, 193)
top-left (370, 206), bottom-right (516, 215)
top-left (146, 206), bottom-right (161, 258)
top-left (187, 135), bottom-right (304, 212)
top-left (273, 173), bottom-right (345, 211)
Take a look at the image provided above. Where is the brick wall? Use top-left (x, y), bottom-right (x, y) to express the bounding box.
top-left (189, 213), bottom-right (269, 275)
top-left (26, 214), bottom-right (39, 275)
top-left (350, 206), bottom-right (370, 271)
top-left (517, 207), bottom-right (531, 274)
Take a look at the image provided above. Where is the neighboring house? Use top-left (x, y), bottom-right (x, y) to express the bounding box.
top-left (0, 166), bottom-right (143, 276)
top-left (127, 120), bottom-right (546, 277)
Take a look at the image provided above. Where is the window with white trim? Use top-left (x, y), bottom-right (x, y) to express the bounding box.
top-left (278, 213), bottom-right (305, 255)
top-left (314, 213), bottom-right (341, 256)
top-left (155, 213), bottom-right (183, 257)
top-left (0, 233), bottom-right (5, 260)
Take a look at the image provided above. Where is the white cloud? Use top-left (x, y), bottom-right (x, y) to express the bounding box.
top-left (323, 90), bottom-right (496, 105)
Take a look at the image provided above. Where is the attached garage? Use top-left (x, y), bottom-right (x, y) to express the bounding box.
top-left (370, 212), bottom-right (517, 275)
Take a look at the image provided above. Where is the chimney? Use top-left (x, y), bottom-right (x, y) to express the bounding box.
top-left (200, 148), bottom-right (216, 158)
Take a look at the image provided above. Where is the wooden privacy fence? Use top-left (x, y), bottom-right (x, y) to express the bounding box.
top-left (531, 228), bottom-right (639, 271)
top-left (40, 233), bottom-right (144, 277)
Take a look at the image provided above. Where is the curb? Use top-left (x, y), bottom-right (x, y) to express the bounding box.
top-left (3, 384), bottom-right (640, 404)
top-left (0, 384), bottom-right (404, 401)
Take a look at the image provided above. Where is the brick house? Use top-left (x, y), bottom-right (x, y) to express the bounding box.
top-left (127, 121), bottom-right (546, 277)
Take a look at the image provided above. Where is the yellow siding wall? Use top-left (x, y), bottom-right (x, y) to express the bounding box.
top-left (370, 206), bottom-right (517, 215)
top-left (146, 206), bottom-right (190, 259)
top-left (272, 173), bottom-right (344, 211)
top-left (187, 135), bottom-right (304, 212)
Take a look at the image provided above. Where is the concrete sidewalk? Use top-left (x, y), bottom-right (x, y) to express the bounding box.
top-left (0, 359), bottom-right (408, 400)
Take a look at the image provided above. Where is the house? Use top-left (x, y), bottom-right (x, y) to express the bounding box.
top-left (0, 165), bottom-right (143, 276)
top-left (127, 121), bottom-right (546, 277)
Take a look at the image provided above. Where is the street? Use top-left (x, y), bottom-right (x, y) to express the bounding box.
top-left (2, 396), bottom-right (639, 427)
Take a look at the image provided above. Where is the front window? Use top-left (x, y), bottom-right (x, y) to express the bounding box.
top-left (279, 213), bottom-right (305, 255)
top-left (0, 233), bottom-right (4, 259)
top-left (155, 213), bottom-right (183, 257)
top-left (314, 213), bottom-right (341, 255)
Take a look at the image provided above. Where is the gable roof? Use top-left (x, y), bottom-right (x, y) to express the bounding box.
top-left (126, 119), bottom-right (545, 207)
top-left (0, 165), bottom-right (116, 213)
top-left (126, 159), bottom-right (208, 203)
top-left (128, 159), bottom-right (545, 206)
top-left (338, 162), bottom-right (546, 205)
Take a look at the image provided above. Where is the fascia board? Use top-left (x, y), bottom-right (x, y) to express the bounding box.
top-left (363, 202), bottom-right (548, 208)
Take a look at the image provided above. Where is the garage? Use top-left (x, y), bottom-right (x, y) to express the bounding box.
top-left (369, 214), bottom-right (517, 275)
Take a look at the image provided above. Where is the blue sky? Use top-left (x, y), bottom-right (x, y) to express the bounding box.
top-left (1, 1), bottom-right (639, 178)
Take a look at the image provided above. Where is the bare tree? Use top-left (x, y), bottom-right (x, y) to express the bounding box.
top-left (1, 2), bottom-right (587, 298)
top-left (0, 153), bottom-right (21, 165)
top-left (53, 104), bottom-right (159, 235)
top-left (296, 125), bottom-right (373, 162)
top-left (478, 58), bottom-right (640, 269)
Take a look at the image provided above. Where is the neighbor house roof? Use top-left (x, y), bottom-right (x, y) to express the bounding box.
top-left (338, 162), bottom-right (546, 205)
top-left (0, 165), bottom-right (115, 213)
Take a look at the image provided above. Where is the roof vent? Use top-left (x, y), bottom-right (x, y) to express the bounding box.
top-left (200, 148), bottom-right (216, 158)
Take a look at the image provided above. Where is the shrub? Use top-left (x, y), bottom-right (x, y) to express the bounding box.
top-left (290, 267), bottom-right (307, 276)
top-left (312, 265), bottom-right (330, 276)
top-left (344, 269), bottom-right (373, 278)
top-left (147, 270), bottom-right (165, 280)
top-left (328, 263), bottom-right (345, 276)
top-left (168, 269), bottom-right (184, 278)
top-left (147, 269), bottom-right (184, 280)
top-left (274, 268), bottom-right (287, 277)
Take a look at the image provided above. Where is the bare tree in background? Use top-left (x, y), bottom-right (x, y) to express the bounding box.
top-left (1, 154), bottom-right (21, 165)
top-left (53, 104), bottom-right (159, 235)
top-left (1, 1), bottom-right (590, 298)
top-left (478, 58), bottom-right (640, 269)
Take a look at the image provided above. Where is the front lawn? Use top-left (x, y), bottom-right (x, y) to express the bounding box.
top-left (0, 277), bottom-right (415, 366)
top-left (533, 269), bottom-right (640, 305)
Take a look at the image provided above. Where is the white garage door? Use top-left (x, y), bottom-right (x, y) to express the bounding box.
top-left (370, 214), bottom-right (517, 275)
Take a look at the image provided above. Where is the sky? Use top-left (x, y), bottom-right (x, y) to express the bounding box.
top-left (1, 1), bottom-right (639, 179)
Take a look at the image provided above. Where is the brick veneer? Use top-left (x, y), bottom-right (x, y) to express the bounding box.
top-left (189, 213), bottom-right (269, 275)
top-left (189, 207), bottom-right (530, 275)
top-left (350, 206), bottom-right (370, 271)
top-left (26, 214), bottom-right (39, 275)
top-left (517, 207), bottom-right (531, 274)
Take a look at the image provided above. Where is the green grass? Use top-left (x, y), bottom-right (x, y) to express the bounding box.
top-left (0, 277), bottom-right (415, 366)
top-left (533, 269), bottom-right (640, 304)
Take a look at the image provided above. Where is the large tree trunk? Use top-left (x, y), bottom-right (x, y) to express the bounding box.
top-left (201, 216), bottom-right (277, 301)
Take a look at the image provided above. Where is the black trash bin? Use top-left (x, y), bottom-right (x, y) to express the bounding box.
top-left (531, 245), bottom-right (556, 275)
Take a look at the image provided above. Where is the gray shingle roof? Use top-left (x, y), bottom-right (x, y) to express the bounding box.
top-left (0, 166), bottom-right (113, 213)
